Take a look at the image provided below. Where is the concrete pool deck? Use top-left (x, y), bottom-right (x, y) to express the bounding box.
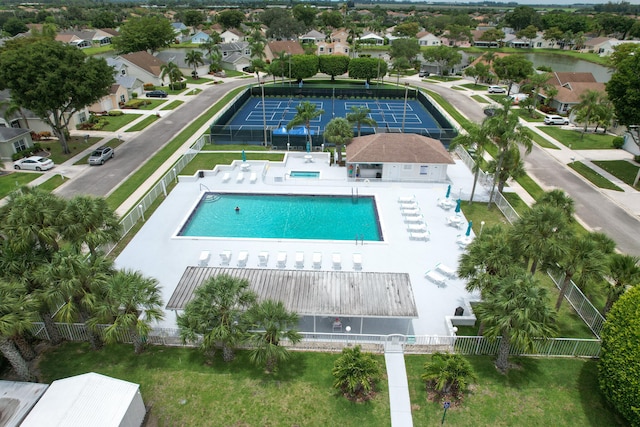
top-left (115, 151), bottom-right (488, 336)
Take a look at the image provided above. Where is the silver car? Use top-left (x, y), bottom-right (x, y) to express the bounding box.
top-left (14, 156), bottom-right (54, 171)
top-left (88, 146), bottom-right (114, 165)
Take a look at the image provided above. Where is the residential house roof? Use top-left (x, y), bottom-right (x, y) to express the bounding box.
top-left (346, 133), bottom-right (454, 164)
top-left (552, 82), bottom-right (607, 104)
top-left (0, 127), bottom-right (31, 141)
top-left (119, 51), bottom-right (166, 77)
top-left (584, 36), bottom-right (614, 47)
top-left (267, 40), bottom-right (305, 56)
top-left (300, 29), bottom-right (326, 40)
top-left (547, 72), bottom-right (597, 85)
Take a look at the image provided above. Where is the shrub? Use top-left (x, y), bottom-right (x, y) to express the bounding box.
top-left (539, 105), bottom-right (557, 114)
top-left (108, 110), bottom-right (124, 116)
top-left (612, 136), bottom-right (625, 149)
top-left (634, 155), bottom-right (640, 163)
top-left (332, 345), bottom-right (382, 402)
top-left (422, 352), bottom-right (477, 402)
top-left (124, 99), bottom-right (150, 109)
top-left (39, 131), bottom-right (52, 139)
top-left (599, 286), bottom-right (640, 426)
top-left (143, 83), bottom-right (155, 91)
top-left (30, 131), bottom-right (41, 141)
top-left (131, 92), bottom-right (138, 99)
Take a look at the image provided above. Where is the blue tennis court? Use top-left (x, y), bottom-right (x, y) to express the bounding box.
top-left (225, 97), bottom-right (440, 134)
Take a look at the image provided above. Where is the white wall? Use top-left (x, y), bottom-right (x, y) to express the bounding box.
top-left (382, 162), bottom-right (448, 182)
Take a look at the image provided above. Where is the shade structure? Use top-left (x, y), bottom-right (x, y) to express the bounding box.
top-left (241, 150), bottom-right (246, 162)
top-left (455, 199), bottom-right (461, 213)
top-left (465, 220), bottom-right (473, 236)
top-left (445, 184), bottom-right (451, 198)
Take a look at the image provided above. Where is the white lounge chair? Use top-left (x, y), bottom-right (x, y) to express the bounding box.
top-left (409, 231), bottom-right (430, 241)
top-left (447, 215), bottom-right (464, 228)
top-left (425, 270), bottom-right (447, 286)
top-left (198, 251), bottom-right (210, 267)
top-left (236, 172), bottom-right (244, 183)
top-left (277, 252), bottom-right (287, 268)
top-left (332, 253), bottom-right (342, 270)
top-left (401, 208), bottom-right (420, 216)
top-left (237, 250), bottom-right (248, 267)
top-left (437, 198), bottom-right (455, 210)
top-left (312, 252), bottom-right (322, 269)
top-left (435, 263), bottom-right (457, 278)
top-left (398, 196), bottom-right (415, 203)
top-left (353, 253), bottom-right (362, 270)
top-left (399, 202), bottom-right (418, 210)
top-left (249, 172), bottom-right (257, 183)
top-left (404, 215), bottom-right (424, 223)
top-left (258, 251), bottom-right (269, 267)
top-left (295, 252), bottom-right (304, 269)
top-left (407, 223), bottom-right (427, 232)
top-left (219, 250), bottom-right (231, 266)
top-left (221, 172), bottom-right (230, 183)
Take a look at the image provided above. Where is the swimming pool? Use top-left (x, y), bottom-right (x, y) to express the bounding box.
top-left (178, 193), bottom-right (383, 241)
top-left (289, 171), bottom-right (320, 178)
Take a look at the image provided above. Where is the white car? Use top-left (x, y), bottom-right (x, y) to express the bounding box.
top-left (14, 156), bottom-right (54, 171)
top-left (544, 115), bottom-right (569, 125)
top-left (487, 85), bottom-right (506, 93)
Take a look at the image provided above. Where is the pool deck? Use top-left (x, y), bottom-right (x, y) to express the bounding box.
top-left (115, 152), bottom-right (488, 336)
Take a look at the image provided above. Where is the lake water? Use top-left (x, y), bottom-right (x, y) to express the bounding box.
top-left (522, 53), bottom-right (612, 82)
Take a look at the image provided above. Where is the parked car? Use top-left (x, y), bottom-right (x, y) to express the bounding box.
top-left (88, 146), bottom-right (114, 165)
top-left (418, 70), bottom-right (430, 78)
top-left (483, 107), bottom-right (497, 117)
top-left (14, 156), bottom-right (54, 171)
top-left (508, 93), bottom-right (529, 104)
top-left (487, 85), bottom-right (506, 94)
top-left (544, 115), bottom-right (569, 125)
top-left (145, 90), bottom-right (168, 98)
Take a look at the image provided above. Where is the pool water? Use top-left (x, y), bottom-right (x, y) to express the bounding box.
top-left (290, 171), bottom-right (320, 178)
top-left (179, 193), bottom-right (383, 241)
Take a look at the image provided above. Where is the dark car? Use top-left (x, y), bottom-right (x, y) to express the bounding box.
top-left (145, 90), bottom-right (168, 98)
top-left (418, 70), bottom-right (430, 78)
top-left (483, 107), bottom-right (496, 117)
top-left (88, 146), bottom-right (114, 165)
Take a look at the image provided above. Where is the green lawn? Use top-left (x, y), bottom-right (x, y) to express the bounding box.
top-left (451, 86), bottom-right (467, 91)
top-left (592, 160), bottom-right (640, 190)
top-left (569, 162), bottom-right (623, 191)
top-left (517, 109), bottom-right (544, 122)
top-left (40, 136), bottom-right (102, 165)
top-left (406, 355), bottom-right (626, 426)
top-left (73, 138), bottom-right (124, 166)
top-left (427, 75), bottom-right (462, 82)
top-left (471, 95), bottom-right (489, 104)
top-left (531, 131), bottom-right (559, 149)
top-left (136, 100), bottom-right (166, 110)
top-left (37, 343), bottom-right (391, 427)
top-left (201, 144), bottom-right (271, 151)
top-left (161, 100), bottom-right (184, 110)
top-left (82, 45), bottom-right (115, 56)
top-left (180, 153), bottom-right (285, 176)
top-left (36, 174), bottom-right (66, 192)
top-left (100, 114), bottom-right (142, 132)
top-left (539, 128), bottom-right (616, 150)
top-left (459, 83), bottom-right (487, 90)
top-left (486, 94), bottom-right (508, 103)
top-left (0, 172), bottom-right (39, 198)
top-left (515, 174), bottom-right (546, 201)
top-left (125, 115), bottom-right (159, 132)
top-left (502, 192), bottom-right (531, 216)
top-left (186, 88), bottom-right (202, 96)
top-left (424, 89), bottom-right (471, 129)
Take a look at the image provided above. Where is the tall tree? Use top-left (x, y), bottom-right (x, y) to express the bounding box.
top-left (448, 121), bottom-right (492, 204)
top-left (492, 55), bottom-right (534, 95)
top-left (318, 55), bottom-right (350, 81)
top-left (287, 101), bottom-right (324, 150)
top-left (113, 15), bottom-right (176, 54)
top-left (606, 47), bottom-right (640, 128)
top-left (324, 118), bottom-right (354, 164)
top-left (391, 57), bottom-right (412, 85)
top-left (177, 275), bottom-right (257, 362)
top-left (160, 61), bottom-right (183, 90)
top-left (216, 10), bottom-right (245, 30)
top-left (474, 270), bottom-right (557, 373)
top-left (521, 72), bottom-right (552, 112)
top-left (185, 50), bottom-right (205, 79)
top-left (346, 106), bottom-right (377, 138)
top-left (389, 38), bottom-right (421, 62)
top-left (348, 57), bottom-right (387, 84)
top-left (486, 146), bottom-right (526, 193)
top-left (422, 45), bottom-right (462, 76)
top-left (90, 270), bottom-right (164, 354)
top-left (0, 40), bottom-right (114, 154)
top-left (0, 97), bottom-right (30, 129)
top-left (604, 254), bottom-right (640, 315)
top-left (572, 90), bottom-right (605, 136)
top-left (246, 300), bottom-right (301, 373)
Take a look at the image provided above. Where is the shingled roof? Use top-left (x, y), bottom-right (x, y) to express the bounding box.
top-left (120, 51), bottom-right (166, 77)
top-left (346, 133), bottom-right (454, 164)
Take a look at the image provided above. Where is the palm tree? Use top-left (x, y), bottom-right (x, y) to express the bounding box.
top-left (61, 195), bottom-right (121, 262)
top-left (0, 98), bottom-right (30, 129)
top-left (535, 189), bottom-right (575, 222)
top-left (486, 145), bottom-right (526, 194)
top-left (485, 98), bottom-right (533, 209)
top-left (421, 352), bottom-right (477, 398)
top-left (160, 61), bottom-right (183, 90)
top-left (572, 89), bottom-right (603, 136)
top-left (90, 269), bottom-right (164, 354)
top-left (346, 106), bottom-right (377, 137)
top-left (474, 270), bottom-right (557, 373)
top-left (332, 345), bottom-right (382, 401)
top-left (286, 101), bottom-right (325, 151)
top-left (185, 50), bottom-right (205, 79)
top-left (177, 275), bottom-right (257, 362)
top-left (246, 299), bottom-right (301, 373)
top-left (449, 121), bottom-right (492, 204)
top-left (604, 254), bottom-right (640, 315)
top-left (247, 29), bottom-right (267, 61)
top-left (391, 57), bottom-right (411, 85)
top-left (522, 72), bottom-right (552, 112)
top-left (250, 58), bottom-right (267, 80)
top-left (323, 117), bottom-right (353, 164)
top-left (0, 280), bottom-right (38, 381)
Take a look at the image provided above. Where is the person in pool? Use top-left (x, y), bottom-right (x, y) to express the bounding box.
top-left (235, 206), bottom-right (240, 213)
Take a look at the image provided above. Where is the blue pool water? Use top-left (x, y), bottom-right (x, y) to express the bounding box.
top-left (179, 193), bottom-right (382, 241)
top-left (290, 171), bottom-right (319, 178)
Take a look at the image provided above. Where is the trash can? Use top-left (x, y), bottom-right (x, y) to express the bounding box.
top-left (198, 171), bottom-right (204, 178)
top-left (454, 306), bottom-right (464, 316)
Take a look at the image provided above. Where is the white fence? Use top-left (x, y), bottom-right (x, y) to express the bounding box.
top-left (30, 323), bottom-right (601, 358)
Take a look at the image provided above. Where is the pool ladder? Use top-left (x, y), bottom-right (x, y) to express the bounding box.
top-left (351, 187), bottom-right (359, 203)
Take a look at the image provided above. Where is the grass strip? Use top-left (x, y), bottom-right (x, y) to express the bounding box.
top-left (459, 83), bottom-right (487, 90)
top-left (161, 100), bottom-right (184, 110)
top-left (100, 114), bottom-right (142, 132)
top-left (539, 128), bottom-right (615, 150)
top-left (36, 175), bottom-right (66, 192)
top-left (38, 343), bottom-right (391, 427)
top-left (0, 173), bottom-right (39, 198)
top-left (502, 192), bottom-right (531, 216)
top-left (531, 131), bottom-right (559, 149)
top-left (471, 95), bottom-right (489, 104)
top-left (105, 87), bottom-right (245, 211)
top-left (515, 174), bottom-right (545, 200)
top-left (41, 136), bottom-right (102, 165)
top-left (424, 89), bottom-right (471, 130)
top-left (406, 355), bottom-right (621, 426)
top-left (568, 161), bottom-right (623, 191)
top-left (125, 115), bottom-right (159, 132)
top-left (592, 160), bottom-right (640, 189)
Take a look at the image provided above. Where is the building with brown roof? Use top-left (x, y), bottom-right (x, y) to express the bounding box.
top-left (541, 72), bottom-right (606, 114)
top-left (265, 40), bottom-right (305, 62)
top-left (346, 133), bottom-right (454, 182)
top-left (117, 51), bottom-right (167, 86)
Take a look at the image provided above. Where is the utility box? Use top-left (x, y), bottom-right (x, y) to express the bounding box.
top-left (454, 306), bottom-right (464, 316)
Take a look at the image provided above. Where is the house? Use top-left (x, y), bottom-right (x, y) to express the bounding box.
top-left (416, 31), bottom-right (441, 47)
top-left (597, 39), bottom-right (640, 56)
top-left (345, 133), bottom-right (454, 182)
top-left (358, 32), bottom-right (385, 46)
top-left (299, 30), bottom-right (326, 44)
top-left (265, 40), bottom-right (305, 62)
top-left (583, 36), bottom-right (615, 54)
top-left (171, 22), bottom-right (189, 42)
top-left (56, 29), bottom-right (114, 48)
top-left (220, 28), bottom-right (244, 43)
top-left (89, 84), bottom-right (129, 113)
top-left (55, 33), bottom-right (91, 49)
top-left (471, 29), bottom-right (500, 48)
top-left (0, 127), bottom-right (34, 160)
top-left (111, 51), bottom-right (167, 87)
top-left (541, 72), bottom-right (606, 113)
top-left (155, 49), bottom-right (211, 77)
top-left (316, 40), bottom-right (349, 56)
top-left (115, 75), bottom-right (145, 99)
top-left (330, 28), bottom-right (349, 44)
top-left (530, 33), bottom-right (556, 49)
top-left (219, 42), bottom-right (252, 72)
top-left (191, 30), bottom-right (211, 44)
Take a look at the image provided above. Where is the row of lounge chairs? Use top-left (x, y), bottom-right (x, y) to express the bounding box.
top-left (221, 172), bottom-right (258, 184)
top-left (398, 196), bottom-right (430, 241)
top-left (424, 263), bottom-right (457, 286)
top-left (199, 250), bottom-right (362, 270)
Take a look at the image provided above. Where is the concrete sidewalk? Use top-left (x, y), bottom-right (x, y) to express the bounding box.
top-left (385, 350), bottom-right (413, 427)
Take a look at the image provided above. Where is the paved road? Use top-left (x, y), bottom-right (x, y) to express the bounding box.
top-left (56, 79), bottom-right (253, 199)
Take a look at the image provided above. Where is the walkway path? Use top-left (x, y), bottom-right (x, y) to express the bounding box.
top-left (385, 347), bottom-right (413, 427)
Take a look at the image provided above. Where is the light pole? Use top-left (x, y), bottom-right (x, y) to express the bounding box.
top-left (288, 54), bottom-right (292, 87)
top-left (402, 82), bottom-right (409, 132)
top-left (260, 81), bottom-right (267, 147)
top-left (480, 221), bottom-right (485, 236)
top-left (376, 55), bottom-right (381, 88)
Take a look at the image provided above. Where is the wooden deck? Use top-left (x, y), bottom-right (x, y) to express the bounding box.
top-left (166, 267), bottom-right (418, 318)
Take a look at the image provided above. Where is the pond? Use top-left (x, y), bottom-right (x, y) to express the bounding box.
top-left (522, 52), bottom-right (612, 82)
